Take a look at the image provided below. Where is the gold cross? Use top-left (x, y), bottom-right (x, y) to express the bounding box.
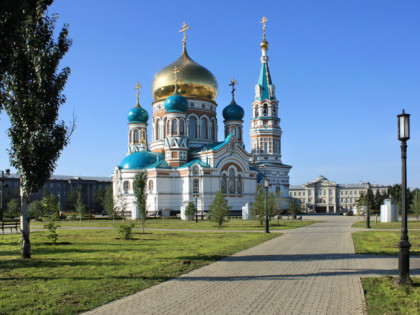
top-left (134, 82), bottom-right (141, 103)
top-left (179, 22), bottom-right (190, 45)
top-left (260, 16), bottom-right (268, 38)
top-left (229, 78), bottom-right (238, 97)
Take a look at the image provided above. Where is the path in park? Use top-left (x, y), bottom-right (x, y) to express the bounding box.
top-left (84, 216), bottom-right (420, 315)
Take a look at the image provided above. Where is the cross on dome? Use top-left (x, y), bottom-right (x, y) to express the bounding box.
top-left (229, 78), bottom-right (238, 97)
top-left (260, 16), bottom-right (268, 39)
top-left (179, 22), bottom-right (190, 45)
top-left (134, 81), bottom-right (142, 106)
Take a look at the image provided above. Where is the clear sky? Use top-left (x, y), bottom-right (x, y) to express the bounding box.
top-left (1, 0), bottom-right (419, 188)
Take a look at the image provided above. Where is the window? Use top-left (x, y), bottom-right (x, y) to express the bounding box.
top-left (193, 179), bottom-right (199, 193)
top-left (263, 104), bottom-right (268, 117)
top-left (255, 108), bottom-right (259, 118)
top-left (133, 130), bottom-right (139, 144)
top-left (179, 120), bottom-right (184, 135)
top-left (228, 169), bottom-right (235, 193)
top-left (237, 175), bottom-right (242, 194)
top-left (172, 119), bottom-right (177, 135)
top-left (155, 119), bottom-right (160, 140)
top-left (123, 181), bottom-right (129, 194)
top-left (201, 118), bottom-right (208, 139)
top-left (221, 174), bottom-right (227, 193)
top-left (189, 117), bottom-right (197, 138)
top-left (148, 180), bottom-right (153, 191)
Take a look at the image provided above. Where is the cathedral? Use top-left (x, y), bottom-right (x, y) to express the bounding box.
top-left (112, 19), bottom-right (292, 219)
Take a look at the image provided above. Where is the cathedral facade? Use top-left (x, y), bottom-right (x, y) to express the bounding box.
top-left (112, 20), bottom-right (291, 219)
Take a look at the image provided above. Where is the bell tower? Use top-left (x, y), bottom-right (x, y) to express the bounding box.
top-left (250, 17), bottom-right (292, 194)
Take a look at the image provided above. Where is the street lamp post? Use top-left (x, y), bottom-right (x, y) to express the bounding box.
top-left (0, 169), bottom-right (11, 221)
top-left (195, 195), bottom-right (198, 223)
top-left (366, 182), bottom-right (371, 229)
top-left (264, 179), bottom-right (269, 233)
top-left (396, 109), bottom-right (412, 286)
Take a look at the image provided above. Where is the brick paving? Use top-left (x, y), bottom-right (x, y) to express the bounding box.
top-left (84, 216), bottom-right (420, 315)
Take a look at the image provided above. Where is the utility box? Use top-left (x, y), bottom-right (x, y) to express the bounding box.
top-left (380, 199), bottom-right (398, 222)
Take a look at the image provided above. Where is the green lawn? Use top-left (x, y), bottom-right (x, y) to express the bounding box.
top-left (352, 220), bottom-right (420, 229)
top-left (0, 229), bottom-right (277, 314)
top-left (30, 218), bottom-right (319, 231)
top-left (362, 276), bottom-right (420, 314)
top-left (352, 230), bottom-right (420, 255)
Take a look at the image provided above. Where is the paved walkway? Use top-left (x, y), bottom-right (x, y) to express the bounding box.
top-left (84, 216), bottom-right (420, 315)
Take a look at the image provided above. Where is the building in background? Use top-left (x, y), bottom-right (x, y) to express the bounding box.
top-left (1, 174), bottom-right (111, 211)
top-left (289, 175), bottom-right (388, 214)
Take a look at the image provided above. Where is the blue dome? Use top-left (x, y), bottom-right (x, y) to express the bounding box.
top-left (223, 100), bottom-right (244, 121)
top-left (164, 94), bottom-right (189, 113)
top-left (128, 106), bottom-right (149, 124)
top-left (119, 151), bottom-right (163, 170)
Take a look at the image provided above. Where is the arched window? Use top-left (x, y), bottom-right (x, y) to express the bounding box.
top-left (228, 168), bottom-right (235, 193)
top-left (123, 181), bottom-right (129, 194)
top-left (179, 119), bottom-right (184, 135)
top-left (238, 127), bottom-right (242, 140)
top-left (255, 108), bottom-right (259, 118)
top-left (166, 120), bottom-right (170, 136)
top-left (237, 175), bottom-right (242, 194)
top-left (221, 174), bottom-right (227, 193)
top-left (172, 119), bottom-right (177, 135)
top-left (129, 130), bottom-right (133, 144)
top-left (148, 180), bottom-right (153, 191)
top-left (201, 118), bottom-right (208, 139)
top-left (232, 127), bottom-right (236, 136)
top-left (189, 117), bottom-right (197, 138)
top-left (272, 108), bottom-right (276, 117)
top-left (225, 127), bottom-right (228, 138)
top-left (133, 130), bottom-right (139, 144)
top-left (263, 104), bottom-right (268, 117)
top-left (155, 119), bottom-right (160, 140)
top-left (211, 120), bottom-right (216, 140)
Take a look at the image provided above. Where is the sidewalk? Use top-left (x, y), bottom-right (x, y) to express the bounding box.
top-left (84, 216), bottom-right (420, 315)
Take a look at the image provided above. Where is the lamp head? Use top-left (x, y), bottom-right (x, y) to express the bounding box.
top-left (5, 169), bottom-right (10, 176)
top-left (398, 109), bottom-right (410, 141)
top-left (263, 179), bottom-right (269, 188)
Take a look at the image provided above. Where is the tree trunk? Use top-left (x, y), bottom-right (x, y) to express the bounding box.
top-left (20, 183), bottom-right (31, 259)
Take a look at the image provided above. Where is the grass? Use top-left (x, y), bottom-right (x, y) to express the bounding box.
top-left (352, 220), bottom-right (420, 229)
top-left (30, 218), bottom-right (319, 231)
top-left (0, 229), bottom-right (278, 314)
top-left (352, 231), bottom-right (420, 255)
top-left (362, 276), bottom-right (420, 314)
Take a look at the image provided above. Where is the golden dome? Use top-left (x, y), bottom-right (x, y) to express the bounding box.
top-left (260, 38), bottom-right (269, 50)
top-left (152, 46), bottom-right (218, 101)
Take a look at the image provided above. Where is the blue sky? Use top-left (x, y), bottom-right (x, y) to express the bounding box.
top-left (0, 0), bottom-right (419, 188)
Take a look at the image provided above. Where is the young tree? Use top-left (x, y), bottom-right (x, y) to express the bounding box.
top-left (117, 193), bottom-right (128, 221)
top-left (64, 189), bottom-right (79, 211)
top-left (208, 190), bottom-right (231, 227)
top-left (75, 192), bottom-right (86, 223)
top-left (41, 194), bottom-right (59, 216)
top-left (185, 202), bottom-right (197, 220)
top-left (134, 172), bottom-right (147, 233)
top-left (288, 197), bottom-right (302, 219)
top-left (1, 2), bottom-right (73, 258)
top-left (411, 189), bottom-right (420, 221)
top-left (103, 185), bottom-right (117, 223)
top-left (6, 199), bottom-right (20, 218)
top-left (93, 187), bottom-right (107, 212)
top-left (252, 185), bottom-right (265, 226)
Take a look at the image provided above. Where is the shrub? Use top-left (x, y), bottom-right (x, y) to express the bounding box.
top-left (117, 223), bottom-right (135, 240)
top-left (44, 215), bottom-right (61, 244)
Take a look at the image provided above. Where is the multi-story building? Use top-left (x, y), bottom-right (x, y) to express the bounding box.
top-left (289, 175), bottom-right (388, 214)
top-left (1, 174), bottom-right (111, 211)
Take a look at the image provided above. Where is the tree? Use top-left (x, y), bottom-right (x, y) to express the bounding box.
top-left (41, 194), bottom-right (59, 216)
top-left (288, 197), bottom-right (302, 219)
top-left (29, 200), bottom-right (44, 219)
top-left (64, 189), bottom-right (79, 211)
top-left (103, 185), bottom-right (117, 223)
top-left (6, 199), bottom-right (20, 218)
top-left (252, 185), bottom-right (265, 226)
top-left (1, 2), bottom-right (73, 258)
top-left (411, 189), bottom-right (420, 221)
top-left (185, 202), bottom-right (197, 220)
top-left (134, 172), bottom-right (147, 233)
top-left (93, 187), bottom-right (107, 212)
top-left (117, 193), bottom-right (128, 221)
top-left (75, 192), bottom-right (86, 223)
top-left (208, 190), bottom-right (231, 227)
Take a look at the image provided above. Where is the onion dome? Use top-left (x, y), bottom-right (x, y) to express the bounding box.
top-left (119, 151), bottom-right (163, 170)
top-left (260, 38), bottom-right (269, 50)
top-left (164, 93), bottom-right (189, 113)
top-left (127, 105), bottom-right (149, 124)
top-left (152, 46), bottom-right (218, 101)
top-left (223, 99), bottom-right (244, 121)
